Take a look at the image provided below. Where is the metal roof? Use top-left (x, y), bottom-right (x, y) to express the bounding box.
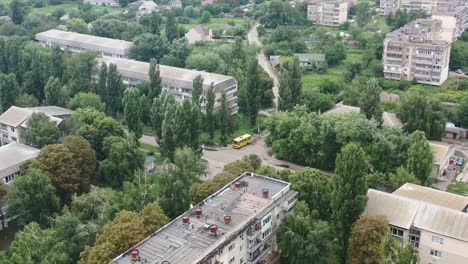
top-left (25, 106), bottom-right (74, 117)
top-left (0, 106), bottom-right (33, 127)
top-left (35, 30), bottom-right (133, 56)
top-left (0, 143), bottom-right (40, 179)
top-left (429, 141), bottom-right (454, 166)
top-left (98, 57), bottom-right (238, 91)
top-left (112, 173), bottom-right (295, 264)
top-left (394, 183), bottom-right (468, 212)
top-left (364, 189), bottom-right (468, 242)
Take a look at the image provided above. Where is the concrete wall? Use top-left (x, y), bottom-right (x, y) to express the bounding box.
top-left (418, 230), bottom-right (468, 264)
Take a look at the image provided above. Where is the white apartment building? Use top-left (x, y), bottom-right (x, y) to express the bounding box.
top-left (307, 0), bottom-right (348, 27)
top-left (382, 19), bottom-right (451, 86)
top-left (98, 57), bottom-right (239, 113)
top-left (364, 183), bottom-right (468, 264)
top-left (379, 0), bottom-right (467, 15)
top-left (0, 106), bottom-right (74, 146)
top-left (35, 30), bottom-right (133, 58)
top-left (111, 172), bottom-right (298, 264)
top-left (432, 6), bottom-right (468, 42)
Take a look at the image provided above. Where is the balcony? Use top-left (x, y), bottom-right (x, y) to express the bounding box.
top-left (247, 243), bottom-right (271, 264)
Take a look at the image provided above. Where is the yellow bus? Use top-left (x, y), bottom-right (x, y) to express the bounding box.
top-left (232, 134), bottom-right (253, 149)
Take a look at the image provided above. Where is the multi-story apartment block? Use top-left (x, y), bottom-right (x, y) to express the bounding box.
top-left (363, 183), bottom-right (468, 264)
top-left (0, 106), bottom-right (74, 146)
top-left (35, 30), bottom-right (133, 58)
top-left (379, 0), bottom-right (467, 15)
top-left (307, 0), bottom-right (348, 27)
top-left (432, 6), bottom-right (468, 42)
top-left (98, 57), bottom-right (239, 113)
top-left (382, 19), bottom-right (451, 86)
top-left (111, 172), bottom-right (298, 264)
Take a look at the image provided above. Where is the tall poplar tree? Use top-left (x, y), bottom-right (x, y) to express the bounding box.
top-left (0, 73), bottom-right (18, 112)
top-left (218, 90), bottom-right (231, 145)
top-left (97, 62), bottom-right (107, 100)
top-left (44, 76), bottom-right (64, 106)
top-left (206, 83), bottom-right (216, 141)
top-left (123, 87), bottom-right (143, 139)
top-left (192, 75), bottom-right (203, 107)
top-left (148, 58), bottom-right (162, 100)
top-left (289, 57), bottom-right (303, 107)
top-left (10, 0), bottom-right (25, 25)
top-left (406, 131), bottom-right (433, 185)
top-left (331, 143), bottom-right (368, 264)
top-left (245, 57), bottom-right (260, 126)
top-left (359, 78), bottom-right (383, 126)
top-left (105, 63), bottom-right (124, 116)
top-left (165, 10), bottom-right (179, 43)
top-left (278, 69), bottom-right (292, 111)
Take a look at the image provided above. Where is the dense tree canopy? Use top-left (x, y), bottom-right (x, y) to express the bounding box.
top-left (24, 112), bottom-right (62, 149)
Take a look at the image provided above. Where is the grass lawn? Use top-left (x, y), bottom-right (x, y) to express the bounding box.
top-left (447, 181), bottom-right (468, 196)
top-left (181, 17), bottom-right (247, 31)
top-left (140, 142), bottom-right (160, 153)
top-left (139, 142), bottom-right (164, 164)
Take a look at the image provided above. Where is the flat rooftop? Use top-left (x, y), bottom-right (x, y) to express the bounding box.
top-left (112, 173), bottom-right (294, 264)
top-left (35, 30), bottom-right (133, 56)
top-left (98, 57), bottom-right (237, 90)
top-left (0, 143), bottom-right (40, 178)
top-left (386, 18), bottom-right (450, 47)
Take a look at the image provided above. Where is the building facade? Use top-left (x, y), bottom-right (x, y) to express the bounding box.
top-left (307, 0), bottom-right (348, 27)
top-left (112, 172), bottom-right (298, 264)
top-left (379, 0), bottom-right (467, 15)
top-left (363, 184), bottom-right (468, 264)
top-left (35, 30), bottom-right (133, 58)
top-left (185, 25), bottom-right (214, 44)
top-left (98, 57), bottom-right (239, 113)
top-left (432, 6), bottom-right (468, 42)
top-left (83, 0), bottom-right (120, 7)
top-left (0, 106), bottom-right (74, 146)
top-left (382, 19), bottom-right (451, 86)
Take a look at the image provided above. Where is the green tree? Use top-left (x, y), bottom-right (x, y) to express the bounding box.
top-left (66, 51), bottom-right (96, 97)
top-left (356, 2), bottom-right (371, 28)
top-left (359, 78), bottom-right (383, 126)
top-left (218, 90), bottom-right (232, 145)
top-left (51, 46), bottom-right (65, 79)
top-left (279, 69), bottom-right (293, 111)
top-left (139, 203), bottom-right (169, 236)
top-left (456, 96), bottom-right (468, 128)
top-left (0, 73), bottom-right (19, 112)
top-left (68, 92), bottom-right (106, 112)
top-left (206, 83), bottom-right (216, 141)
top-left (289, 168), bottom-right (331, 221)
top-left (96, 62), bottom-right (107, 101)
top-left (449, 42), bottom-right (467, 70)
top-left (289, 57), bottom-right (303, 107)
top-left (118, 172), bottom-right (159, 212)
top-left (348, 215), bottom-right (388, 264)
top-left (326, 41), bottom-right (347, 66)
top-left (152, 94), bottom-right (176, 139)
top-left (331, 143), bottom-right (368, 264)
top-left (130, 34), bottom-right (170, 62)
top-left (406, 131), bottom-right (433, 185)
top-left (381, 233), bottom-right (419, 264)
top-left (10, 0), bottom-right (25, 25)
top-left (387, 166), bottom-right (420, 191)
top-left (7, 222), bottom-right (56, 263)
top-left (244, 57), bottom-right (261, 125)
top-left (105, 63), bottom-right (125, 116)
top-left (159, 147), bottom-right (206, 218)
top-left (192, 75), bottom-right (203, 107)
top-left (148, 58), bottom-right (162, 99)
top-left (24, 112), bottom-right (62, 149)
top-left (277, 201), bottom-right (332, 263)
top-left (123, 87), bottom-right (143, 139)
top-left (44, 76), bottom-right (67, 106)
top-left (6, 169), bottom-right (60, 227)
top-left (66, 18), bottom-right (89, 33)
top-left (165, 10), bottom-right (179, 43)
top-left (300, 90), bottom-right (334, 113)
top-left (140, 94), bottom-right (151, 125)
top-left (149, 12), bottom-right (162, 35)
top-left (200, 11), bottom-right (211, 23)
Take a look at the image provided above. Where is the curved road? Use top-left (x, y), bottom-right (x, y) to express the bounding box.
top-left (247, 24), bottom-right (279, 110)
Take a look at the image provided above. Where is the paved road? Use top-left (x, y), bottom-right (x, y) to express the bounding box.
top-left (247, 24), bottom-right (279, 109)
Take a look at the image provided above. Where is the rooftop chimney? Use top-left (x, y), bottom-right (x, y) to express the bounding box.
top-left (234, 181), bottom-right (241, 189)
top-left (209, 224), bottom-right (218, 235)
top-left (224, 215), bottom-right (232, 224)
top-left (130, 250), bottom-right (140, 261)
top-left (195, 208), bottom-right (202, 217)
top-left (182, 216), bottom-right (190, 225)
top-left (262, 188), bottom-right (269, 197)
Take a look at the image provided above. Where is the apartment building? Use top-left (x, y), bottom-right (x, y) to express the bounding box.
top-left (364, 183), bottom-right (468, 264)
top-left (382, 19), bottom-right (451, 86)
top-left (112, 172), bottom-right (298, 264)
top-left (35, 30), bottom-right (133, 58)
top-left (307, 0), bottom-right (348, 27)
top-left (379, 0), bottom-right (467, 15)
top-left (98, 57), bottom-right (239, 113)
top-left (432, 6), bottom-right (468, 42)
top-left (0, 106), bottom-right (74, 146)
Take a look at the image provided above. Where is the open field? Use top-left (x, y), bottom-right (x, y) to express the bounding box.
top-left (181, 17), bottom-right (247, 31)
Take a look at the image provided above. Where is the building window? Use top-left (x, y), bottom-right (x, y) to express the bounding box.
top-left (228, 244), bottom-right (234, 251)
top-left (10, 127), bottom-right (15, 132)
top-left (262, 214), bottom-right (272, 226)
top-left (432, 236), bottom-right (443, 245)
top-left (218, 249), bottom-right (223, 256)
top-left (262, 226), bottom-right (272, 240)
top-left (228, 257), bottom-right (235, 264)
top-left (409, 229), bottom-right (420, 248)
top-left (11, 137), bottom-right (17, 142)
top-left (390, 227), bottom-right (404, 242)
top-left (2, 133), bottom-right (7, 139)
top-left (430, 249), bottom-right (442, 258)
top-left (239, 245), bottom-right (244, 252)
top-left (0, 124), bottom-right (6, 130)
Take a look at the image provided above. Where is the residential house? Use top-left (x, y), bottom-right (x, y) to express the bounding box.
top-left (35, 29), bottom-right (133, 58)
top-left (83, 0), bottom-right (120, 7)
top-left (363, 184), bottom-right (468, 264)
top-left (185, 25), bottom-right (213, 44)
top-left (111, 172), bottom-right (298, 264)
top-left (201, 0), bottom-right (216, 6)
top-left (444, 123), bottom-right (468, 140)
top-left (270, 55), bottom-right (281, 71)
top-left (0, 106), bottom-right (74, 146)
top-left (97, 57), bottom-right (239, 113)
top-left (307, 0), bottom-right (349, 27)
top-left (293, 53), bottom-right (326, 67)
top-left (138, 0), bottom-right (159, 16)
top-left (429, 141), bottom-right (455, 178)
top-left (323, 102), bottom-right (403, 128)
top-left (0, 143), bottom-right (40, 231)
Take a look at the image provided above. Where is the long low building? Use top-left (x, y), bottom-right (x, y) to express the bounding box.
top-left (363, 184), bottom-right (468, 264)
top-left (112, 172), bottom-right (298, 264)
top-left (35, 30), bottom-right (133, 58)
top-left (98, 57), bottom-right (239, 112)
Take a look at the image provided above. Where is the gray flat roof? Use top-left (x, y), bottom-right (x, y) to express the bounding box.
top-left (0, 143), bottom-right (40, 179)
top-left (386, 18), bottom-right (450, 47)
top-left (35, 30), bottom-right (133, 56)
top-left (112, 173), bottom-right (293, 264)
top-left (0, 106), bottom-right (33, 127)
top-left (25, 106), bottom-right (74, 117)
top-left (98, 57), bottom-right (238, 91)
